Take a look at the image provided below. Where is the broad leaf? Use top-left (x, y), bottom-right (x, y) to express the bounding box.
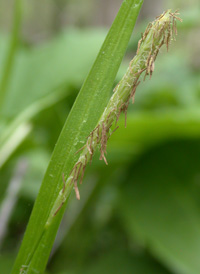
top-left (119, 141), bottom-right (200, 274)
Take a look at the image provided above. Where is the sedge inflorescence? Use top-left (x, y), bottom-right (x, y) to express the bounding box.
top-left (46, 10), bottom-right (182, 226)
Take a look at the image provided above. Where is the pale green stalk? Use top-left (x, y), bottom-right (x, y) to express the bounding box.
top-left (46, 10), bottom-right (182, 227)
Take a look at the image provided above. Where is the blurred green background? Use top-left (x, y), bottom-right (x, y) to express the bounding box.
top-left (0, 0), bottom-right (200, 273)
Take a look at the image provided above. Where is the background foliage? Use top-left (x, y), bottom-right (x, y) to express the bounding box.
top-left (0, 0), bottom-right (200, 273)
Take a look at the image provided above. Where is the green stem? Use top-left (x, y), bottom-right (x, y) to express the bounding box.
top-left (0, 0), bottom-right (22, 113)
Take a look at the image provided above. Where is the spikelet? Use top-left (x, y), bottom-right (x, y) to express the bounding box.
top-left (46, 10), bottom-right (182, 226)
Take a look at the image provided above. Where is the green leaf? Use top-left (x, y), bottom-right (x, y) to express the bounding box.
top-left (119, 141), bottom-right (200, 274)
top-left (11, 1), bottom-right (144, 273)
top-left (109, 108), bottom-right (200, 155)
top-left (1, 29), bottom-right (107, 117)
top-left (77, 248), bottom-right (170, 274)
top-left (0, 29), bottom-right (107, 167)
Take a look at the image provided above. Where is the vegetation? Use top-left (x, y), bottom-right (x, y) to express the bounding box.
top-left (0, 0), bottom-right (199, 273)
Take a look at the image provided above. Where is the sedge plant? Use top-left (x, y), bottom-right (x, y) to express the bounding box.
top-left (11, 1), bottom-right (182, 273)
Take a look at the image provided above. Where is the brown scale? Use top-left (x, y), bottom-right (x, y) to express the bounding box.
top-left (75, 144), bottom-right (86, 155)
top-left (170, 11), bottom-right (182, 41)
top-left (71, 162), bottom-right (83, 199)
top-left (66, 147), bottom-right (89, 202)
top-left (166, 21), bottom-right (172, 51)
top-left (105, 108), bottom-right (116, 131)
top-left (106, 123), bottom-right (113, 132)
top-left (96, 124), bottom-right (100, 143)
top-left (76, 162), bottom-right (83, 182)
top-left (136, 38), bottom-right (143, 55)
top-left (137, 22), bottom-right (152, 55)
top-left (156, 10), bottom-right (167, 20)
top-left (76, 126), bottom-right (100, 156)
top-left (130, 79), bottom-right (141, 104)
top-left (146, 49), bottom-right (153, 66)
top-left (70, 162), bottom-right (79, 184)
top-left (157, 24), bottom-right (167, 44)
top-left (114, 76), bottom-right (140, 127)
top-left (87, 125), bottom-right (102, 163)
top-left (144, 23), bottom-right (171, 80)
top-left (142, 22), bottom-right (153, 40)
top-left (69, 162), bottom-right (82, 185)
top-left (170, 12), bottom-right (182, 23)
top-left (86, 136), bottom-right (93, 155)
top-left (53, 201), bottom-right (64, 216)
top-left (99, 122), bottom-right (108, 165)
top-left (115, 105), bottom-right (122, 125)
top-left (69, 162), bottom-right (82, 200)
top-left (134, 68), bottom-right (147, 77)
top-left (116, 102), bottom-right (129, 128)
top-left (149, 56), bottom-right (155, 79)
top-left (145, 51), bottom-right (157, 80)
top-left (157, 35), bottom-right (166, 50)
